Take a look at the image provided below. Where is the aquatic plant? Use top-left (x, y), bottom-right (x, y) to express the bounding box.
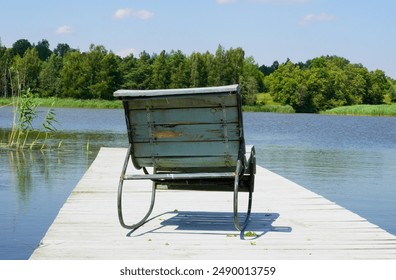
top-left (4, 88), bottom-right (60, 150)
top-left (8, 88), bottom-right (38, 148)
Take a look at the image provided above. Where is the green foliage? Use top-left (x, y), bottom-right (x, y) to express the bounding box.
top-left (42, 107), bottom-right (58, 132)
top-left (53, 43), bottom-right (72, 57)
top-left (5, 89), bottom-right (60, 149)
top-left (243, 104), bottom-right (295, 113)
top-left (168, 50), bottom-right (190, 88)
top-left (2, 40), bottom-right (266, 103)
top-left (39, 54), bottom-right (63, 97)
top-left (0, 97), bottom-right (123, 109)
top-left (7, 88), bottom-right (38, 148)
top-left (12, 39), bottom-right (32, 57)
top-left (13, 48), bottom-right (42, 90)
top-left (256, 93), bottom-right (277, 106)
top-left (189, 52), bottom-right (208, 87)
top-left (35, 39), bottom-right (52, 61)
top-left (0, 39), bottom-right (393, 112)
top-left (259, 60), bottom-right (279, 76)
top-left (151, 50), bottom-right (171, 89)
top-left (0, 48), bottom-right (14, 97)
top-left (244, 231), bottom-right (258, 237)
top-left (17, 89), bottom-right (38, 131)
top-left (123, 51), bottom-right (153, 90)
top-left (264, 56), bottom-right (390, 113)
top-left (389, 84), bottom-right (396, 102)
top-left (60, 50), bottom-right (89, 98)
top-left (323, 104), bottom-right (396, 116)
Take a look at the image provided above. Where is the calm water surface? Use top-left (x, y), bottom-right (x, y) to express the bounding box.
top-left (0, 107), bottom-right (395, 259)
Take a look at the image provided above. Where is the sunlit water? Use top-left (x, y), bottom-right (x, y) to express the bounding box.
top-left (1, 107), bottom-right (395, 259)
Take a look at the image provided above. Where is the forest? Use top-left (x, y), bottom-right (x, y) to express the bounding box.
top-left (1, 38), bottom-right (395, 113)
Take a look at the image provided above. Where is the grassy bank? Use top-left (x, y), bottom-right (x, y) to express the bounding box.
top-left (1, 96), bottom-right (295, 113)
top-left (243, 104), bottom-right (295, 113)
top-left (244, 93), bottom-right (295, 113)
top-left (3, 96), bottom-right (394, 116)
top-left (322, 104), bottom-right (396, 117)
top-left (0, 97), bottom-right (123, 109)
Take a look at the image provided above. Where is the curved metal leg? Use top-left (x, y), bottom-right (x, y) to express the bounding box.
top-left (117, 146), bottom-right (156, 230)
top-left (233, 160), bottom-right (253, 231)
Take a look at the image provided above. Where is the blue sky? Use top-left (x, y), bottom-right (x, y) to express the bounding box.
top-left (1, 0), bottom-right (395, 77)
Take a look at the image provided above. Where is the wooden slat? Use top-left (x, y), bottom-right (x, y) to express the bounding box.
top-left (128, 107), bottom-right (238, 126)
top-left (29, 148), bottom-right (396, 260)
top-left (124, 172), bottom-right (235, 180)
top-left (132, 123), bottom-right (240, 142)
top-left (114, 84), bottom-right (239, 98)
top-left (135, 155), bottom-right (238, 168)
top-left (133, 141), bottom-right (239, 158)
top-left (125, 94), bottom-right (237, 110)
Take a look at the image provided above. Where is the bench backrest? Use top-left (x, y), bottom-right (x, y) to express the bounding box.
top-left (114, 85), bottom-right (245, 172)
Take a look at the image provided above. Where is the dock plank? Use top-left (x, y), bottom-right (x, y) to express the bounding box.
top-left (30, 148), bottom-right (396, 260)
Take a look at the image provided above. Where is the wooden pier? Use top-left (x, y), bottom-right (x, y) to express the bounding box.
top-left (30, 147), bottom-right (396, 259)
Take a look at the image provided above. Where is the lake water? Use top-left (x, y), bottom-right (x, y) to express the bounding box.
top-left (1, 107), bottom-right (395, 259)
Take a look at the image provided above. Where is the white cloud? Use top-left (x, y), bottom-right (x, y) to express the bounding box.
top-left (299, 13), bottom-right (336, 26)
top-left (113, 8), bottom-right (154, 20)
top-left (113, 8), bottom-right (132, 19)
top-left (135, 9), bottom-right (154, 20)
top-left (56, 25), bottom-right (73, 34)
top-left (116, 48), bottom-right (137, 58)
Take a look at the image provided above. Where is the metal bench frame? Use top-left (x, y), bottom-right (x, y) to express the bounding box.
top-left (114, 84), bottom-right (256, 231)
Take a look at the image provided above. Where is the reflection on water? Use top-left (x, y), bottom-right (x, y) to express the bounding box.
top-left (245, 113), bottom-right (396, 235)
top-left (1, 108), bottom-right (395, 259)
top-left (0, 126), bottom-right (127, 259)
top-left (257, 145), bottom-right (396, 235)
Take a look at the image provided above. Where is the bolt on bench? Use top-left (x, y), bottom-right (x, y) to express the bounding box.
top-left (114, 84), bottom-right (256, 231)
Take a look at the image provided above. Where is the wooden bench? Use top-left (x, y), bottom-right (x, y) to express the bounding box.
top-left (114, 84), bottom-right (256, 231)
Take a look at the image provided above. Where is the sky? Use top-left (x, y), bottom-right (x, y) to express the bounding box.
top-left (1, 0), bottom-right (395, 78)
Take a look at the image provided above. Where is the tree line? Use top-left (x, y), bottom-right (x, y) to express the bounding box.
top-left (263, 56), bottom-right (394, 112)
top-left (1, 38), bottom-right (395, 113)
top-left (0, 39), bottom-right (263, 104)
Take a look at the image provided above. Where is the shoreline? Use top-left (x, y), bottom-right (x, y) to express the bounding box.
top-left (1, 97), bottom-right (395, 116)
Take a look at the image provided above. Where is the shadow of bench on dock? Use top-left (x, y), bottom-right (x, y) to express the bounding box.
top-left (127, 211), bottom-right (292, 239)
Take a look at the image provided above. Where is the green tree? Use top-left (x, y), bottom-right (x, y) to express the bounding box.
top-left (119, 53), bottom-right (137, 89)
top-left (240, 56), bottom-right (264, 105)
top-left (365, 70), bottom-right (388, 104)
top-left (389, 83), bottom-right (396, 102)
top-left (12, 39), bottom-right (32, 57)
top-left (168, 50), bottom-right (190, 88)
top-left (0, 48), bottom-right (14, 97)
top-left (0, 41), bottom-right (5, 56)
top-left (60, 50), bottom-right (89, 98)
top-left (85, 45), bottom-right (107, 93)
top-left (39, 53), bottom-right (63, 97)
top-left (54, 43), bottom-right (72, 57)
top-left (35, 39), bottom-right (52, 61)
top-left (13, 48), bottom-right (42, 91)
top-left (267, 55), bottom-right (389, 112)
top-left (126, 51), bottom-right (153, 89)
top-left (267, 61), bottom-right (312, 112)
top-left (189, 52), bottom-right (208, 87)
top-left (151, 50), bottom-right (170, 89)
top-left (93, 52), bottom-right (122, 99)
top-left (58, 45), bottom-right (122, 99)
top-left (208, 45), bottom-right (228, 86)
top-left (259, 61), bottom-right (279, 76)
top-left (225, 47), bottom-right (245, 85)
